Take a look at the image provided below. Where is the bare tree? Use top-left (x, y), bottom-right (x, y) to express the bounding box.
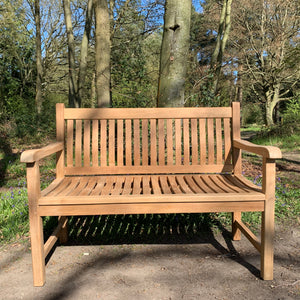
top-left (234, 0), bottom-right (300, 125)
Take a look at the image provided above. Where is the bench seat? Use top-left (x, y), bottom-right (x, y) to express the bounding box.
top-left (38, 175), bottom-right (265, 216)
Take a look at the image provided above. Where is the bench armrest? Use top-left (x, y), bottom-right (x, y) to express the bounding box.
top-left (233, 139), bottom-right (282, 159)
top-left (20, 142), bottom-right (64, 163)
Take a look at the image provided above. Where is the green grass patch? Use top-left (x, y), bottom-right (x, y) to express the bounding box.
top-left (241, 124), bottom-right (261, 132)
top-left (0, 184), bottom-right (29, 242)
top-left (0, 152), bottom-right (56, 244)
top-left (251, 133), bottom-right (300, 152)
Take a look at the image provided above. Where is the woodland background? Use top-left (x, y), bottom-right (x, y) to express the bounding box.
top-left (0, 0), bottom-right (299, 143)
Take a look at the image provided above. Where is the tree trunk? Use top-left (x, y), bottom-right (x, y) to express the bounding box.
top-left (78, 0), bottom-right (93, 104)
top-left (265, 84), bottom-right (280, 126)
top-left (211, 0), bottom-right (232, 96)
top-left (35, 0), bottom-right (43, 114)
top-left (157, 0), bottom-right (191, 107)
top-left (63, 0), bottom-right (79, 108)
top-left (94, 0), bottom-right (111, 107)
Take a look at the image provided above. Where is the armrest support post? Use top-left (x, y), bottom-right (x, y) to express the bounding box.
top-left (26, 162), bottom-right (45, 285)
top-left (26, 162), bottom-right (41, 207)
top-left (261, 157), bottom-right (276, 280)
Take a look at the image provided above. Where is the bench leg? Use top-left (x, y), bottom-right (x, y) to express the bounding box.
top-left (260, 200), bottom-right (275, 280)
top-left (58, 216), bottom-right (68, 244)
top-left (232, 211), bottom-right (241, 241)
top-left (29, 214), bottom-right (45, 286)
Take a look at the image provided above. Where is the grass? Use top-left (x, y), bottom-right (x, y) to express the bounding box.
top-left (246, 122), bottom-right (300, 152)
top-left (0, 150), bottom-right (56, 244)
top-left (251, 133), bottom-right (300, 152)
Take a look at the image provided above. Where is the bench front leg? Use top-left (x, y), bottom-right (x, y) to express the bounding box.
top-left (261, 157), bottom-right (276, 280)
top-left (26, 162), bottom-right (45, 286)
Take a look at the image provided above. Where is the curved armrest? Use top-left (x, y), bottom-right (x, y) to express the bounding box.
top-left (20, 142), bottom-right (64, 163)
top-left (233, 139), bottom-right (282, 159)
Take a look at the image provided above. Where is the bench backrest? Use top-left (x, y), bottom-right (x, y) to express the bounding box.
top-left (56, 102), bottom-right (241, 176)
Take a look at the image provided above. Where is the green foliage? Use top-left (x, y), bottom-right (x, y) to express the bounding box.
top-left (249, 98), bottom-right (300, 150)
top-left (282, 97), bottom-right (300, 128)
top-left (110, 3), bottom-right (158, 108)
top-left (241, 102), bottom-right (264, 126)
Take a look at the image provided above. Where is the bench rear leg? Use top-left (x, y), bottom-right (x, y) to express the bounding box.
top-left (58, 216), bottom-right (68, 244)
top-left (29, 214), bottom-right (45, 286)
top-left (232, 211), bottom-right (241, 240)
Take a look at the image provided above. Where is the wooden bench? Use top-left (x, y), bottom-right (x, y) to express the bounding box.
top-left (21, 102), bottom-right (282, 286)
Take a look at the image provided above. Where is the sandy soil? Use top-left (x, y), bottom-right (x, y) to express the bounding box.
top-left (0, 225), bottom-right (299, 300)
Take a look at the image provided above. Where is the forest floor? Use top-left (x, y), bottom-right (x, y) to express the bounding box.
top-left (0, 133), bottom-right (299, 300)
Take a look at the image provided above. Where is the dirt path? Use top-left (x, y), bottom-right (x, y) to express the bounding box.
top-left (0, 226), bottom-right (299, 300)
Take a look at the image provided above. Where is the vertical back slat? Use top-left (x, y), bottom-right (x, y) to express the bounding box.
top-left (199, 119), bottom-right (206, 164)
top-left (67, 119), bottom-right (73, 167)
top-left (191, 119), bottom-right (198, 164)
top-left (108, 119), bottom-right (115, 166)
top-left (207, 118), bottom-right (214, 164)
top-left (134, 119), bottom-right (140, 165)
top-left (216, 118), bottom-right (222, 164)
top-left (150, 119), bottom-right (157, 166)
top-left (100, 119), bottom-right (107, 166)
top-left (183, 119), bottom-right (189, 165)
top-left (125, 119), bottom-right (132, 166)
top-left (75, 120), bottom-right (82, 167)
top-left (56, 103), bottom-right (65, 178)
top-left (142, 119), bottom-right (148, 165)
top-left (92, 120), bottom-right (99, 166)
top-left (166, 119), bottom-right (173, 165)
top-left (224, 118), bottom-right (231, 165)
top-left (117, 119), bottom-right (124, 166)
top-left (158, 119), bottom-right (165, 165)
top-left (232, 102), bottom-right (241, 174)
top-left (84, 120), bottom-right (90, 167)
top-left (175, 119), bottom-right (181, 165)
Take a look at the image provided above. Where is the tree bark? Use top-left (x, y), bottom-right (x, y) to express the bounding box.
top-left (157, 0), bottom-right (191, 107)
top-left (94, 0), bottom-right (111, 107)
top-left (265, 84), bottom-right (280, 126)
top-left (63, 0), bottom-right (79, 108)
top-left (34, 0), bottom-right (43, 114)
top-left (211, 0), bottom-right (232, 96)
top-left (78, 0), bottom-right (93, 104)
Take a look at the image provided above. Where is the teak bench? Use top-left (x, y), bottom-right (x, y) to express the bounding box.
top-left (21, 102), bottom-right (282, 286)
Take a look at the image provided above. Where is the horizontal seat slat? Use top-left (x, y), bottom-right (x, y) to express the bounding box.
top-left (39, 193), bottom-right (264, 206)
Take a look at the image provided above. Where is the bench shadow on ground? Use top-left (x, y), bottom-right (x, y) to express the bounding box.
top-left (43, 213), bottom-right (260, 298)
